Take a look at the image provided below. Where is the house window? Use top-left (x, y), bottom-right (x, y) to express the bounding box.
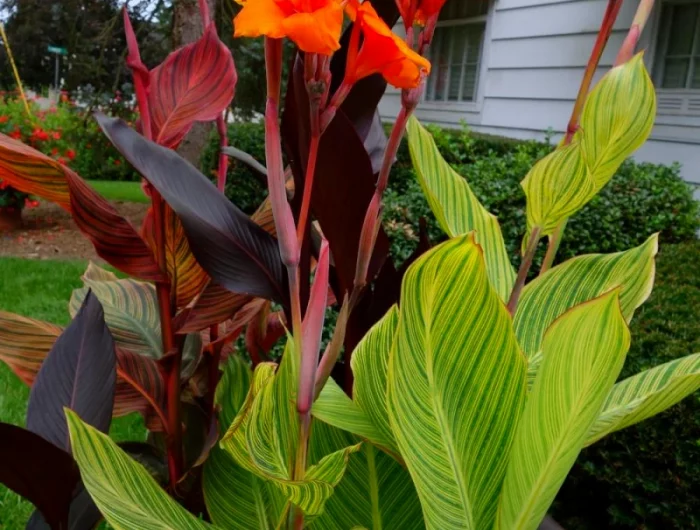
top-left (425, 0), bottom-right (489, 103)
top-left (653, 1), bottom-right (700, 89)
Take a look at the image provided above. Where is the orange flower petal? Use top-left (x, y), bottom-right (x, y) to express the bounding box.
top-left (348, 2), bottom-right (431, 89)
top-left (234, 0), bottom-right (288, 39)
top-left (281, 2), bottom-right (344, 55)
top-left (416, 0), bottom-right (448, 24)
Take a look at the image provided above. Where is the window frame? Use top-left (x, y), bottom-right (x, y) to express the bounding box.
top-left (652, 0), bottom-right (700, 91)
top-left (422, 6), bottom-right (489, 108)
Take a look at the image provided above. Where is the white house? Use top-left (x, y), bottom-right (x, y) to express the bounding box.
top-left (379, 0), bottom-right (700, 187)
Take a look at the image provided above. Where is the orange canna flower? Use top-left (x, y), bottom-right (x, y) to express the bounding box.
top-left (415, 0), bottom-right (448, 24)
top-left (234, 0), bottom-right (344, 55)
top-left (345, 1), bottom-right (431, 89)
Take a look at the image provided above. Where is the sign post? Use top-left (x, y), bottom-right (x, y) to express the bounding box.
top-left (47, 45), bottom-right (68, 91)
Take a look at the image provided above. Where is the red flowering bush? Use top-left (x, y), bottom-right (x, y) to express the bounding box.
top-left (0, 92), bottom-right (139, 201)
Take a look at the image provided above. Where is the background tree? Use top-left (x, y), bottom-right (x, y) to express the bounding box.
top-left (0, 0), bottom-right (170, 95)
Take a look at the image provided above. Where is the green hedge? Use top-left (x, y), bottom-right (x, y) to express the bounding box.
top-left (204, 123), bottom-right (699, 268)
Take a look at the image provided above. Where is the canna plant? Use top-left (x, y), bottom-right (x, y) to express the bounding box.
top-left (0, 0), bottom-right (699, 529)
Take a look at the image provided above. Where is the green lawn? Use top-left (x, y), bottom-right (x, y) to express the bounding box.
top-left (0, 258), bottom-right (145, 528)
top-left (88, 179), bottom-right (149, 203)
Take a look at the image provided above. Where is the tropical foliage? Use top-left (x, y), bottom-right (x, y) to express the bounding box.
top-left (0, 0), bottom-right (698, 529)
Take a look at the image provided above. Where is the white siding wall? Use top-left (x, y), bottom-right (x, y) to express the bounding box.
top-left (379, 0), bottom-right (700, 184)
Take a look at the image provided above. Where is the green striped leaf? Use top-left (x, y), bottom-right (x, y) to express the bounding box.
top-left (222, 343), bottom-right (359, 518)
top-left (204, 356), bottom-right (280, 529)
top-left (521, 141), bottom-right (591, 237)
top-left (351, 305), bottom-right (398, 454)
top-left (406, 116), bottom-right (515, 302)
top-left (388, 234), bottom-right (527, 530)
top-left (497, 291), bottom-right (631, 530)
top-left (65, 409), bottom-right (212, 530)
top-left (522, 55), bottom-right (655, 240)
top-left (580, 53), bottom-right (656, 189)
top-left (70, 264), bottom-right (202, 369)
top-left (312, 306), bottom-right (400, 457)
top-left (312, 379), bottom-right (391, 454)
top-left (308, 421), bottom-right (424, 530)
top-left (514, 234), bottom-right (657, 358)
top-left (585, 352), bottom-right (700, 446)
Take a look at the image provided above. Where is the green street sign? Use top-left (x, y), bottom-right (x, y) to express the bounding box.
top-left (47, 45), bottom-right (68, 55)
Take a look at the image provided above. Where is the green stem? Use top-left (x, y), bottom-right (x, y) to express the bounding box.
top-left (539, 221), bottom-right (567, 276)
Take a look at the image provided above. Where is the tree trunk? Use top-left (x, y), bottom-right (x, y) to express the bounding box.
top-left (171, 0), bottom-right (216, 168)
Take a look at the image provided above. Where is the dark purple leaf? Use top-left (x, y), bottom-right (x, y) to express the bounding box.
top-left (96, 114), bottom-right (287, 305)
top-left (0, 423), bottom-right (80, 530)
top-left (27, 486), bottom-right (101, 530)
top-left (27, 291), bottom-right (116, 451)
top-left (283, 59), bottom-right (391, 300)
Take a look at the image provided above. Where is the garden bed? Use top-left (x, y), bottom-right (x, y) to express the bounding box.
top-left (0, 200), bottom-right (148, 261)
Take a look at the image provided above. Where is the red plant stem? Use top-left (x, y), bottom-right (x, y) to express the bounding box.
top-left (151, 192), bottom-right (183, 486)
top-left (126, 19), bottom-right (182, 484)
top-left (564, 0), bottom-right (623, 144)
top-left (615, 0), bottom-right (655, 65)
top-left (296, 120), bottom-right (320, 244)
top-left (507, 226), bottom-right (542, 315)
top-left (353, 106), bottom-right (411, 293)
top-left (320, 81), bottom-right (352, 132)
top-left (206, 324), bottom-right (221, 420)
top-left (216, 114), bottom-right (229, 192)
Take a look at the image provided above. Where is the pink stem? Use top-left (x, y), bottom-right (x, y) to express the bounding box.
top-left (198, 0), bottom-right (211, 26)
top-left (353, 106), bottom-right (411, 292)
top-left (615, 0), bottom-right (655, 66)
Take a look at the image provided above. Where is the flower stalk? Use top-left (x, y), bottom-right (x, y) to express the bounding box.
top-left (563, 0), bottom-right (623, 144)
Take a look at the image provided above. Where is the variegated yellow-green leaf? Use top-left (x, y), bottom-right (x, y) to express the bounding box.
top-left (308, 421), bottom-right (424, 530)
top-left (312, 306), bottom-right (400, 458)
top-left (351, 305), bottom-right (398, 454)
top-left (585, 352), bottom-right (700, 446)
top-left (65, 409), bottom-right (212, 530)
top-left (580, 52), bottom-right (656, 189)
top-left (204, 356), bottom-right (281, 529)
top-left (313, 379), bottom-right (391, 454)
top-left (388, 234), bottom-right (527, 530)
top-left (526, 352), bottom-right (543, 392)
top-left (521, 140), bottom-right (590, 238)
top-left (406, 116), bottom-right (515, 301)
top-left (70, 264), bottom-right (202, 372)
top-left (522, 54), bottom-right (655, 239)
top-left (497, 291), bottom-right (631, 530)
top-left (514, 234), bottom-right (657, 358)
top-left (221, 342), bottom-right (360, 518)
